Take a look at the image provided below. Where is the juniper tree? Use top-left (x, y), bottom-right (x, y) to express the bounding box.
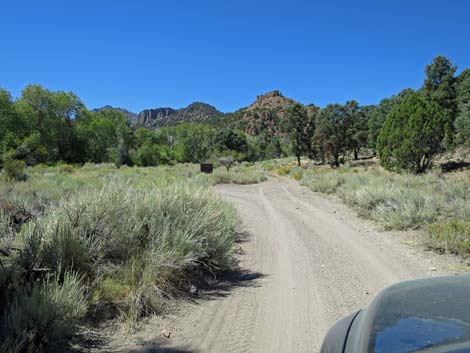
top-left (377, 92), bottom-right (446, 173)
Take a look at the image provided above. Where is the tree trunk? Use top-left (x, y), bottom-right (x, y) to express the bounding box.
top-left (297, 154), bottom-right (301, 167)
top-left (354, 148), bottom-right (358, 160)
top-left (334, 150), bottom-right (340, 167)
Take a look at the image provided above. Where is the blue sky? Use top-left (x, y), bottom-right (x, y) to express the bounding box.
top-left (1, 0), bottom-right (469, 113)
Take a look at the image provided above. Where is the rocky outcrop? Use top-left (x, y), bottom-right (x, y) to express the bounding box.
top-left (135, 108), bottom-right (176, 127)
top-left (134, 102), bottom-right (223, 128)
top-left (246, 90), bottom-right (296, 113)
top-left (221, 91), bottom-right (318, 137)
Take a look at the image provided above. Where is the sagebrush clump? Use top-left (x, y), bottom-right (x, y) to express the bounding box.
top-left (300, 167), bottom-right (470, 254)
top-left (0, 165), bottom-right (242, 352)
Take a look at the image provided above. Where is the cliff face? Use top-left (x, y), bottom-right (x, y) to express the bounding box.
top-left (134, 102), bottom-right (223, 128)
top-left (135, 108), bottom-right (176, 127)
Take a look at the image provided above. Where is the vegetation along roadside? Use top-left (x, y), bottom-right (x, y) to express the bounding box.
top-left (0, 163), bottom-right (266, 352)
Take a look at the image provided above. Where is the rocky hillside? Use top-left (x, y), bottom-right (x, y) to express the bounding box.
top-left (220, 90), bottom-right (318, 137)
top-left (135, 102), bottom-right (223, 128)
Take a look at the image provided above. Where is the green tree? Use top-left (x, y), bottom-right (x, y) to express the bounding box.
top-left (365, 89), bottom-right (414, 154)
top-left (304, 107), bottom-right (318, 160)
top-left (131, 127), bottom-right (173, 166)
top-left (13, 132), bottom-right (49, 165)
top-left (377, 92), bottom-right (446, 173)
top-left (0, 89), bottom-right (27, 161)
top-left (264, 137), bottom-right (283, 159)
top-left (74, 110), bottom-right (119, 163)
top-left (15, 85), bottom-right (83, 163)
top-left (422, 56), bottom-right (457, 146)
top-left (314, 104), bottom-right (352, 167)
top-left (113, 123), bottom-right (133, 166)
top-left (181, 124), bottom-right (215, 163)
top-left (283, 103), bottom-right (313, 166)
top-left (344, 100), bottom-right (367, 160)
top-left (214, 128), bottom-right (248, 158)
top-left (454, 69), bottom-right (470, 146)
top-left (132, 142), bottom-right (163, 166)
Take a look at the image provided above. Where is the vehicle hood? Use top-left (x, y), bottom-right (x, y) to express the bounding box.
top-left (346, 275), bottom-right (470, 353)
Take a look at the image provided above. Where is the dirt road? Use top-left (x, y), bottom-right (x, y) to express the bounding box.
top-left (115, 177), bottom-right (455, 353)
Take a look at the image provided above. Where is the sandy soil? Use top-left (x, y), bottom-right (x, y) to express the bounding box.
top-left (93, 177), bottom-right (466, 353)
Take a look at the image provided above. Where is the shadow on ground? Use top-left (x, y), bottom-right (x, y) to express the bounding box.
top-left (440, 160), bottom-right (470, 172)
top-left (180, 228), bottom-right (265, 301)
top-left (127, 346), bottom-right (197, 353)
top-left (188, 266), bottom-right (265, 301)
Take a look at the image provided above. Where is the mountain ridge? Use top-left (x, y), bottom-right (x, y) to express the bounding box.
top-left (94, 102), bottom-right (224, 128)
top-left (94, 91), bottom-right (316, 135)
top-left (92, 105), bottom-right (138, 122)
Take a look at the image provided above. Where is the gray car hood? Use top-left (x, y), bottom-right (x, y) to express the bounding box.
top-left (345, 275), bottom-right (470, 353)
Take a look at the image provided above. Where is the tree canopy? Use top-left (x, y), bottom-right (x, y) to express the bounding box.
top-left (377, 92), bottom-right (446, 173)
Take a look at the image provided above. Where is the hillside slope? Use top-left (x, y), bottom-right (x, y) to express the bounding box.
top-left (219, 90), bottom-right (318, 137)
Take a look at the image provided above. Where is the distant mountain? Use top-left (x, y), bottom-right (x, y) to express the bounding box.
top-left (219, 90), bottom-right (318, 137)
top-left (93, 105), bottom-right (138, 122)
top-left (93, 91), bottom-right (316, 135)
top-left (135, 102), bottom-right (223, 128)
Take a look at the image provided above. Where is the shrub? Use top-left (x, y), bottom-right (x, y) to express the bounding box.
top-left (371, 194), bottom-right (440, 230)
top-left (291, 169), bottom-right (303, 181)
top-left (218, 156), bottom-right (235, 171)
top-left (427, 221), bottom-right (470, 256)
top-left (1, 271), bottom-right (87, 352)
top-left (300, 170), bottom-right (345, 194)
top-left (3, 159), bottom-right (27, 181)
top-left (208, 166), bottom-right (267, 185)
top-left (258, 157), bottom-right (297, 171)
top-left (0, 164), bottom-right (242, 348)
top-left (56, 163), bottom-right (74, 174)
top-left (0, 211), bottom-right (14, 249)
top-left (277, 166), bottom-right (292, 176)
top-left (24, 179), bottom-right (238, 325)
top-left (300, 168), bottom-right (468, 233)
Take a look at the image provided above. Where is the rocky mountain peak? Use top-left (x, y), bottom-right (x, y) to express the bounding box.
top-left (247, 90), bottom-right (296, 112)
